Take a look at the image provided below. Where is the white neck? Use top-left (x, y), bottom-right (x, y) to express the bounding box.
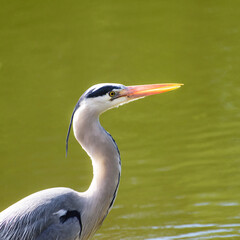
top-left (72, 105), bottom-right (121, 231)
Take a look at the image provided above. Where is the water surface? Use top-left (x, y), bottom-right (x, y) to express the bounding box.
top-left (1, 1), bottom-right (240, 239)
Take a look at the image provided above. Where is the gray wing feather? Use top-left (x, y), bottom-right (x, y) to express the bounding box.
top-left (0, 188), bottom-right (82, 240)
top-left (36, 217), bottom-right (80, 240)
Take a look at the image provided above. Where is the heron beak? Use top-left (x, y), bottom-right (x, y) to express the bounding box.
top-left (120, 83), bottom-right (183, 99)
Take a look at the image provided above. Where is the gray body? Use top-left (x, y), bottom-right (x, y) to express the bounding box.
top-left (0, 188), bottom-right (83, 240)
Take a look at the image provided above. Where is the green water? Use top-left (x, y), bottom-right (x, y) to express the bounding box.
top-left (1, 1), bottom-right (240, 239)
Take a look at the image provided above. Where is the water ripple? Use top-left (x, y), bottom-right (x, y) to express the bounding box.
top-left (146, 223), bottom-right (240, 239)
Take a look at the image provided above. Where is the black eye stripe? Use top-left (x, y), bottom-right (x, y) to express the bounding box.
top-left (86, 86), bottom-right (121, 98)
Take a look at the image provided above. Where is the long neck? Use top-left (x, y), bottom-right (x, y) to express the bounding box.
top-left (73, 107), bottom-right (121, 221)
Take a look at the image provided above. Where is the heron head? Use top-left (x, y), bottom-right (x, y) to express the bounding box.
top-left (82, 83), bottom-right (128, 113)
top-left (81, 82), bottom-right (183, 113)
top-left (66, 83), bottom-right (183, 156)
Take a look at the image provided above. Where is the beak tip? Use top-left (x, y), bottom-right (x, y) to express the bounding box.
top-left (175, 83), bottom-right (184, 89)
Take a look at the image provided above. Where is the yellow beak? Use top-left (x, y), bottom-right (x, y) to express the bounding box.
top-left (120, 83), bottom-right (183, 99)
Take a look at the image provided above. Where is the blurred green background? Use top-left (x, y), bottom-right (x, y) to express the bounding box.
top-left (1, 1), bottom-right (240, 239)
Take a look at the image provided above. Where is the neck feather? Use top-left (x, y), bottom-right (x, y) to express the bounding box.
top-left (73, 106), bottom-right (121, 217)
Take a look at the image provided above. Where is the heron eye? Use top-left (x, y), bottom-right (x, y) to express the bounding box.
top-left (109, 91), bottom-right (116, 97)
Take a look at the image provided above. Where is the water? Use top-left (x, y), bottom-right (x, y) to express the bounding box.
top-left (1, 1), bottom-right (240, 239)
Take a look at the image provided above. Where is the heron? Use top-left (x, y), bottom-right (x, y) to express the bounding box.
top-left (0, 83), bottom-right (182, 240)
